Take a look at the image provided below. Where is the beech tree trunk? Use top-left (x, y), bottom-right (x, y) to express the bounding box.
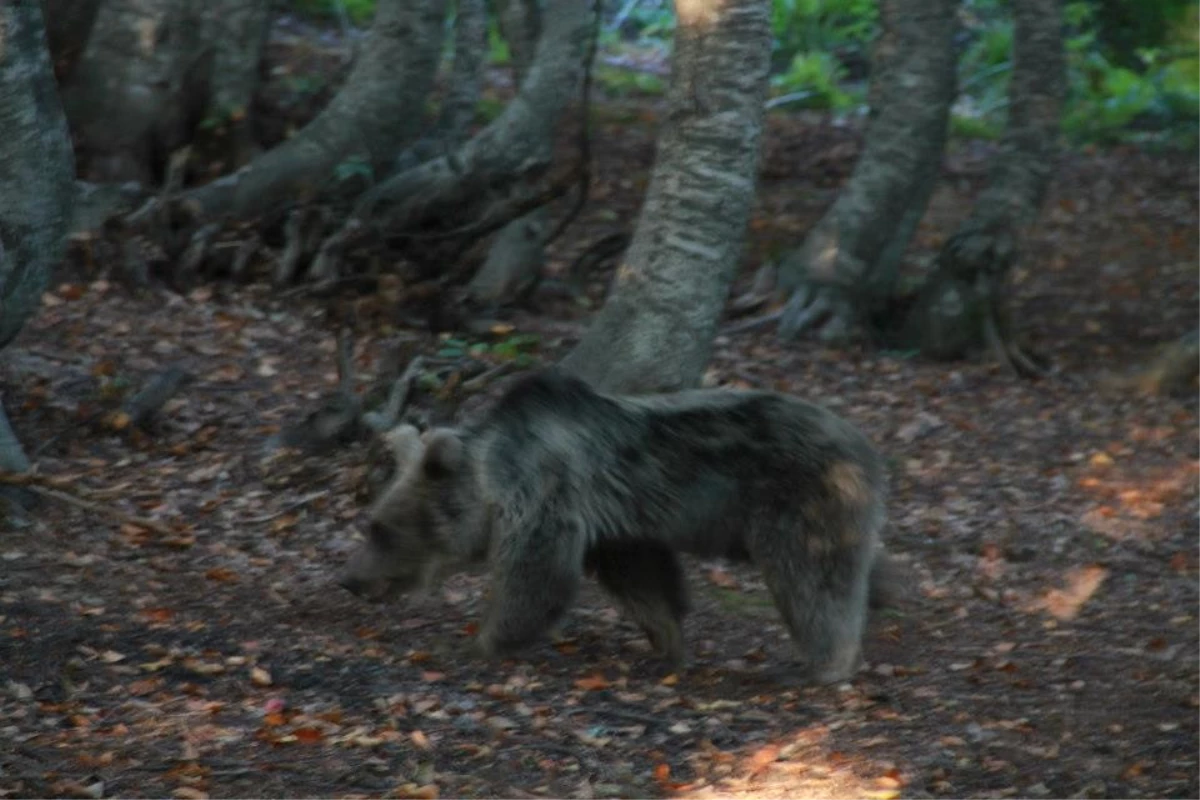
top-left (177, 0), bottom-right (448, 222)
top-left (436, 0), bottom-right (487, 146)
top-left (467, 0), bottom-right (552, 306)
top-left (775, 0), bottom-right (957, 342)
top-left (342, 0), bottom-right (594, 239)
top-left (0, 0), bottom-right (76, 473)
top-left (58, 0), bottom-right (270, 185)
top-left (902, 0), bottom-right (1065, 372)
top-left (560, 0), bottom-right (773, 395)
top-left (42, 0), bottom-right (104, 81)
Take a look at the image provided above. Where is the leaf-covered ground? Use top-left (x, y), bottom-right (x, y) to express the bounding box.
top-left (1, 98), bottom-right (1197, 799)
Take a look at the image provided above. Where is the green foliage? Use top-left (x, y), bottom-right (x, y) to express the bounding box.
top-left (766, 0), bottom-right (875, 109)
top-left (475, 96), bottom-right (507, 124)
top-left (435, 332), bottom-right (540, 366)
top-left (486, 17), bottom-right (511, 67)
top-left (949, 113), bottom-right (1001, 141)
top-left (770, 51), bottom-right (856, 110)
top-left (770, 0), bottom-right (877, 60)
top-left (1059, 1), bottom-right (1198, 144)
top-left (290, 0), bottom-right (375, 24)
top-left (954, 0), bottom-right (1199, 146)
top-left (594, 65), bottom-right (666, 97)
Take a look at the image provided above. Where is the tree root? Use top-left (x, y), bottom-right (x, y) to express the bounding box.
top-left (984, 309), bottom-right (1051, 381)
top-left (777, 283), bottom-right (857, 343)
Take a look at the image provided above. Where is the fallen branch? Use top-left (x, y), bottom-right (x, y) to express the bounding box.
top-left (0, 471), bottom-right (177, 535)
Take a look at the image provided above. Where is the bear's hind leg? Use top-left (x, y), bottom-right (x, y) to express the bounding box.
top-left (752, 523), bottom-right (873, 685)
top-left (588, 542), bottom-right (689, 666)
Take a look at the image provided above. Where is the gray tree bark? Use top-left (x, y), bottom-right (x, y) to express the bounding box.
top-left (775, 0), bottom-right (957, 342)
top-left (58, 0), bottom-right (270, 185)
top-left (467, 0), bottom-right (551, 306)
top-left (436, 0), bottom-right (488, 146)
top-left (0, 0), bottom-right (76, 473)
top-left (559, 0), bottom-right (773, 395)
top-left (901, 0), bottom-right (1065, 373)
top-left (42, 0), bottom-right (104, 81)
top-left (205, 0), bottom-right (272, 170)
top-left (340, 0), bottom-right (594, 238)
top-left (177, 0), bottom-right (448, 222)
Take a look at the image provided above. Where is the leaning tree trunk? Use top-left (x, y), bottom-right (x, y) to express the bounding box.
top-left (900, 0), bottom-right (1066, 374)
top-left (330, 0), bottom-right (594, 243)
top-left (176, 0), bottom-right (448, 223)
top-left (559, 0), bottom-right (773, 395)
top-left (775, 0), bottom-right (957, 342)
top-left (58, 0), bottom-right (270, 185)
top-left (0, 0), bottom-right (76, 474)
top-left (467, 0), bottom-right (552, 307)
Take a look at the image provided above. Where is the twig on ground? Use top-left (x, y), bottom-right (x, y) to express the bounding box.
top-left (0, 471), bottom-right (177, 535)
top-left (242, 490), bottom-right (331, 525)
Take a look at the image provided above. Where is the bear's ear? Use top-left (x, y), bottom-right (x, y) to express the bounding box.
top-left (421, 429), bottom-right (464, 479)
top-left (383, 425), bottom-right (425, 472)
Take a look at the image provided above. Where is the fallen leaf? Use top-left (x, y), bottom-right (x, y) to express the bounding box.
top-left (172, 789), bottom-right (209, 800)
top-left (574, 674), bottom-right (610, 691)
top-left (293, 726), bottom-right (324, 743)
top-left (204, 568), bottom-right (238, 583)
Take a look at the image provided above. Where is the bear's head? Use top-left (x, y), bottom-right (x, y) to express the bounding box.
top-left (338, 425), bottom-right (476, 600)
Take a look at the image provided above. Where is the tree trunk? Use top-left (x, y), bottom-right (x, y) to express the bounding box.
top-left (559, 0), bottom-right (773, 395)
top-left (342, 0), bottom-right (594, 239)
top-left (436, 0), bottom-right (488, 146)
top-left (204, 0), bottom-right (272, 171)
top-left (177, 0), bottom-right (448, 222)
top-left (58, 0), bottom-right (270, 185)
top-left (775, 0), bottom-right (957, 342)
top-left (0, 0), bottom-right (76, 473)
top-left (468, 0), bottom-right (551, 306)
top-left (42, 0), bottom-right (104, 82)
top-left (901, 0), bottom-right (1065, 373)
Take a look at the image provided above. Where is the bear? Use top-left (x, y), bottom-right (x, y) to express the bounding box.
top-left (338, 368), bottom-right (893, 684)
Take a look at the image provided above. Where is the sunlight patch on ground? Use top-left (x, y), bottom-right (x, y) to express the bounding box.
top-left (1076, 457), bottom-right (1198, 541)
top-left (1025, 564), bottom-right (1110, 621)
top-left (659, 728), bottom-right (898, 800)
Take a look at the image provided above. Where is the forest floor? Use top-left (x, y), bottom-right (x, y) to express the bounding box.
top-left (2, 37), bottom-right (1199, 800)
